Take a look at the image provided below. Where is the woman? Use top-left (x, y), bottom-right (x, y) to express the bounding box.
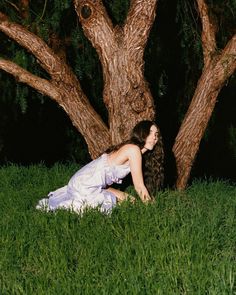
top-left (36, 120), bottom-right (164, 213)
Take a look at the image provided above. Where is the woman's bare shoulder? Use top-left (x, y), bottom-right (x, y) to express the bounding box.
top-left (108, 144), bottom-right (141, 165)
top-left (120, 144), bottom-right (141, 154)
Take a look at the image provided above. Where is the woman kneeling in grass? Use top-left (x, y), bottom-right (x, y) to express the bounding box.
top-left (37, 120), bottom-right (164, 213)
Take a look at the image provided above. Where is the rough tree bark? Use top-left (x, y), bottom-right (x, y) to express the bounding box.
top-left (173, 0), bottom-right (236, 190)
top-left (0, 0), bottom-right (158, 158)
top-left (74, 0), bottom-right (156, 144)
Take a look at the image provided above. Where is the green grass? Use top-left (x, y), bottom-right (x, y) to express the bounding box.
top-left (0, 164), bottom-right (235, 294)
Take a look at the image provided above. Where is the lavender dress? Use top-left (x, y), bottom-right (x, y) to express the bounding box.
top-left (36, 154), bottom-right (130, 213)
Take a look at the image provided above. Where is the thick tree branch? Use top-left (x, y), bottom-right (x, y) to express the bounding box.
top-left (0, 12), bottom-right (76, 84)
top-left (0, 58), bottom-right (60, 101)
top-left (74, 0), bottom-right (116, 66)
top-left (197, 0), bottom-right (217, 66)
top-left (124, 0), bottom-right (158, 55)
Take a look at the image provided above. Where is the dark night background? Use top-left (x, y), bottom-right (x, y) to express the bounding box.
top-left (0, 0), bottom-right (235, 187)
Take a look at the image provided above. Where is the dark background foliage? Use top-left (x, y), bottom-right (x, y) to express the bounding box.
top-left (0, 0), bottom-right (235, 185)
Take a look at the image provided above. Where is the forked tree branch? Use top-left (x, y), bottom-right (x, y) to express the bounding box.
top-left (172, 1), bottom-right (236, 190)
top-left (74, 0), bottom-right (158, 67)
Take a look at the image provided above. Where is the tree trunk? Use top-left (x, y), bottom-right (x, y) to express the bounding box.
top-left (173, 37), bottom-right (236, 190)
top-left (172, 0), bottom-right (236, 190)
top-left (74, 0), bottom-right (157, 144)
top-left (173, 66), bottom-right (224, 189)
top-left (0, 0), bottom-right (158, 158)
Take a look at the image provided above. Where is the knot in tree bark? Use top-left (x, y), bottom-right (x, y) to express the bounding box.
top-left (131, 96), bottom-right (146, 113)
top-left (81, 5), bottom-right (92, 19)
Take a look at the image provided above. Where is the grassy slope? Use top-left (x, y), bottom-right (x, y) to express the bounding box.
top-left (0, 164), bottom-right (235, 294)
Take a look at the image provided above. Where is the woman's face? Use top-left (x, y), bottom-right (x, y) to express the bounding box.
top-left (144, 125), bottom-right (158, 150)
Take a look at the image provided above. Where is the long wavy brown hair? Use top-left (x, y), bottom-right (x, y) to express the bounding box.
top-left (105, 120), bottom-right (164, 194)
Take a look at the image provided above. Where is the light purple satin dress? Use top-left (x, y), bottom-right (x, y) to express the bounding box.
top-left (36, 154), bottom-right (130, 213)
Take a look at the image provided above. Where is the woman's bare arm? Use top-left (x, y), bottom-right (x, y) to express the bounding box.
top-left (126, 145), bottom-right (152, 202)
top-left (107, 144), bottom-right (151, 203)
top-left (106, 187), bottom-right (135, 203)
